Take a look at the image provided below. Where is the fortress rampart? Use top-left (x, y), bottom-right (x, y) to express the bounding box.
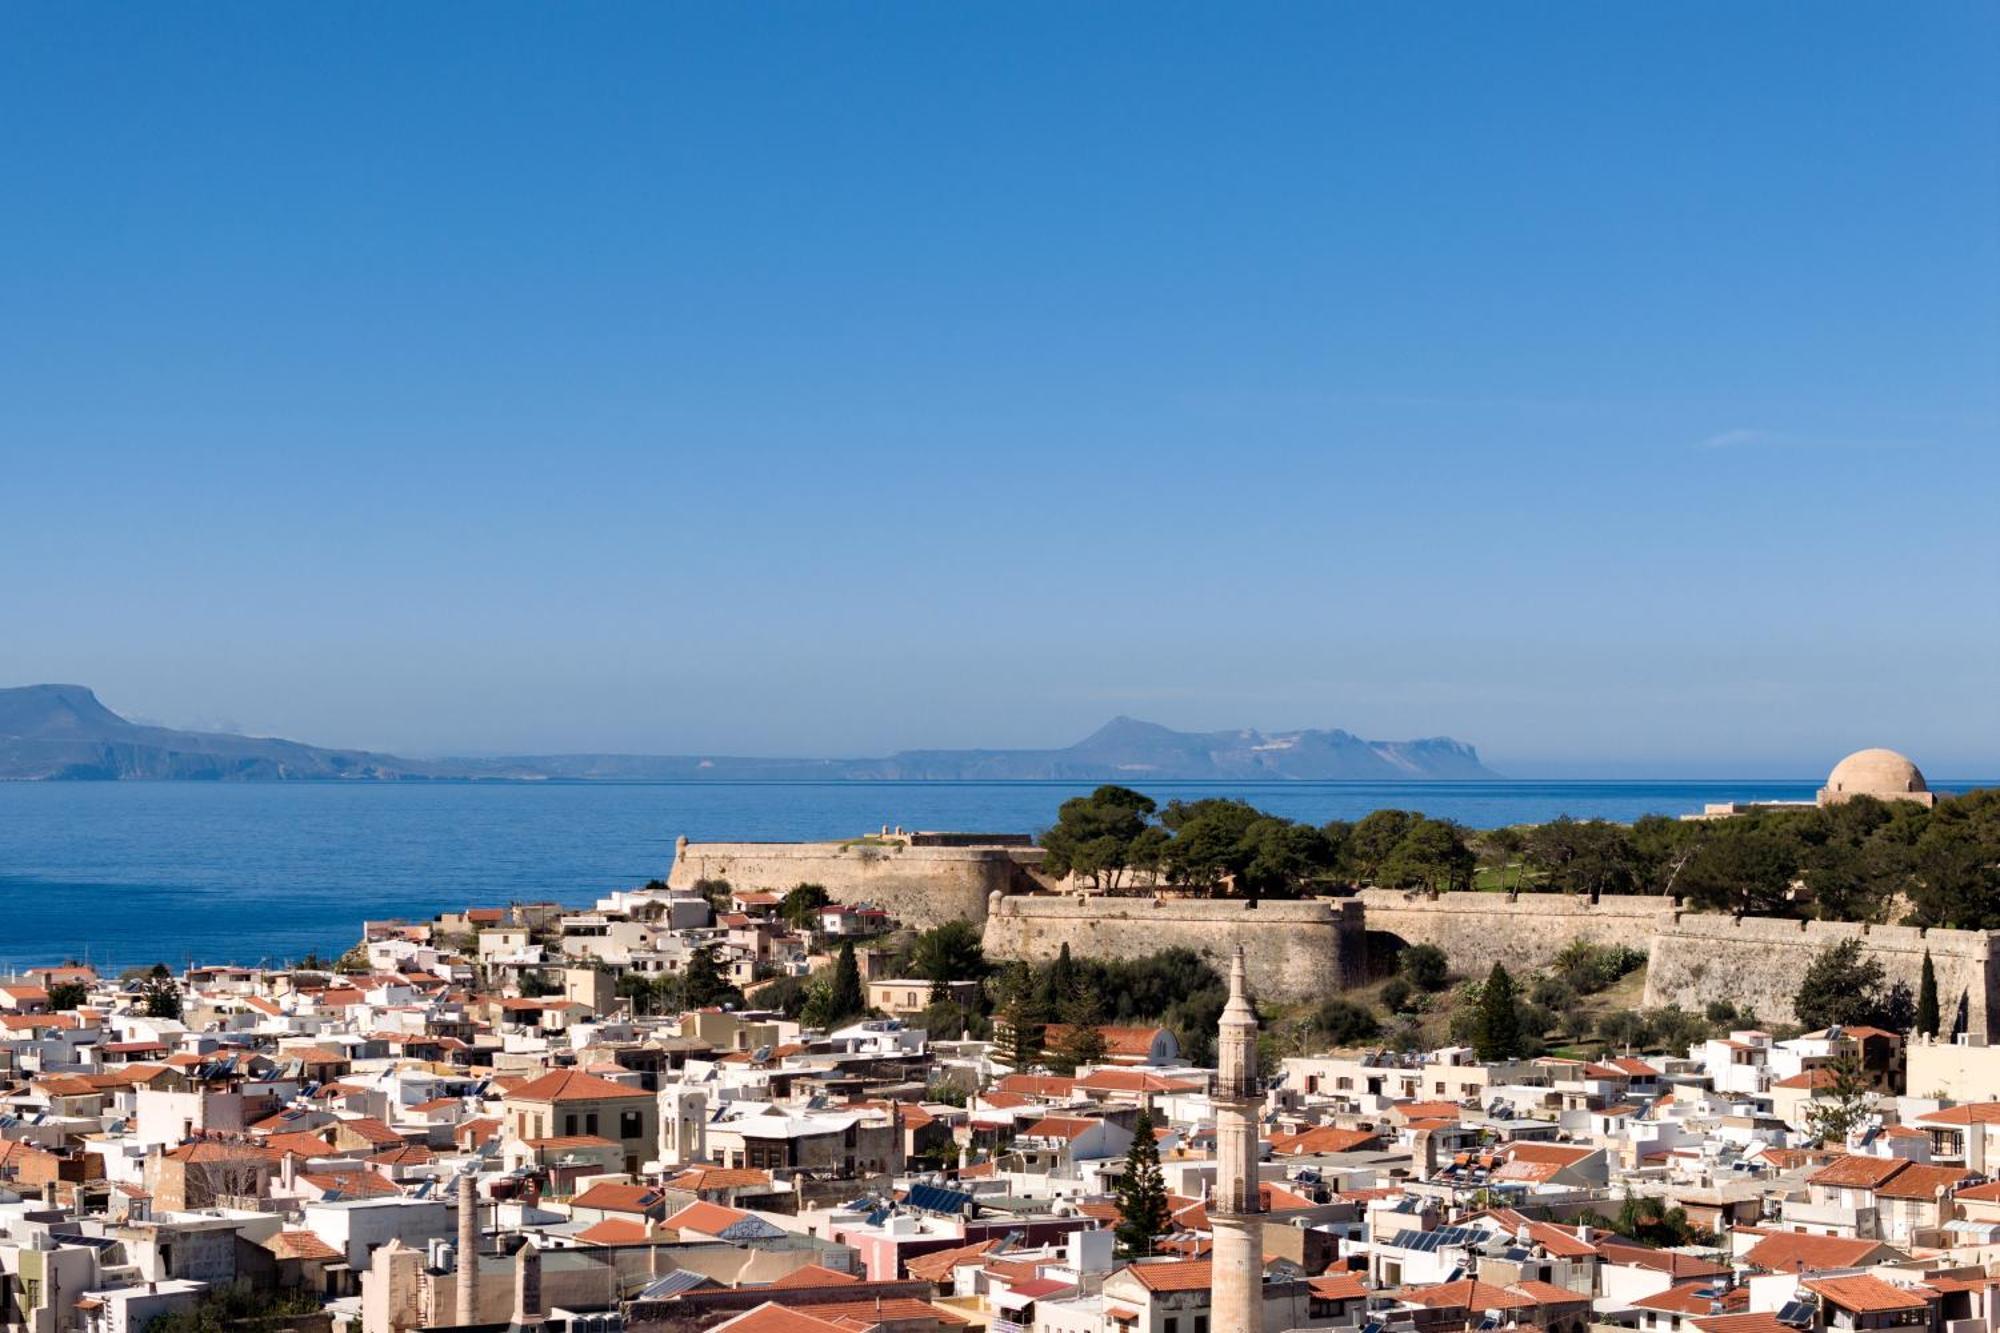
top-left (674, 835), bottom-right (2000, 1034)
top-left (1358, 888), bottom-right (1999, 1034)
top-left (981, 894), bottom-right (1367, 1002)
top-left (666, 837), bottom-right (1043, 930)
top-left (1643, 913), bottom-right (1998, 1035)
top-left (1353, 889), bottom-right (1676, 975)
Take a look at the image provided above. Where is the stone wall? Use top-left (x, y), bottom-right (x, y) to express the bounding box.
top-left (668, 834), bottom-right (2000, 1034)
top-left (1643, 914), bottom-right (1999, 1032)
top-left (981, 894), bottom-right (1366, 1002)
top-left (1356, 888), bottom-right (2000, 1034)
top-left (1354, 889), bottom-right (1676, 976)
top-left (666, 839), bottom-right (1042, 931)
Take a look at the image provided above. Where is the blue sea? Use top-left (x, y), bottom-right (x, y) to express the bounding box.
top-left (0, 778), bottom-right (1985, 972)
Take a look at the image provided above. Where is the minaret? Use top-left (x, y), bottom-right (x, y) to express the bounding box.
top-left (1212, 946), bottom-right (1264, 1333)
top-left (454, 1171), bottom-right (479, 1325)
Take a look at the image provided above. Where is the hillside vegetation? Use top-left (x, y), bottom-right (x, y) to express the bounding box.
top-left (1040, 783), bottom-right (2000, 929)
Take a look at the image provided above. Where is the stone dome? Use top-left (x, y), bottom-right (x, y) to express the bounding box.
top-left (1821, 748), bottom-right (1931, 804)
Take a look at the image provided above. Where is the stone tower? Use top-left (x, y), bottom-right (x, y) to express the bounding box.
top-left (510, 1240), bottom-right (542, 1332)
top-left (1212, 945), bottom-right (1264, 1333)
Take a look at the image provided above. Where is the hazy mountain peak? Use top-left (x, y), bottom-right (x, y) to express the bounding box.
top-left (0, 683), bottom-right (128, 738)
top-left (0, 686), bottom-right (1496, 781)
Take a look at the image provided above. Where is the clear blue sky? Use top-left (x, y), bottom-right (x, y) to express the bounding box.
top-left (3, 4), bottom-right (1995, 776)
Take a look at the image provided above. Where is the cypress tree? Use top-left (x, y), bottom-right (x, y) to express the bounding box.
top-left (828, 940), bottom-right (867, 1024)
top-left (1474, 962), bottom-right (1522, 1061)
top-left (1114, 1109), bottom-right (1170, 1257)
top-left (1917, 951), bottom-right (1941, 1038)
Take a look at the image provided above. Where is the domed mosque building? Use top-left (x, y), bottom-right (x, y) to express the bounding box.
top-left (1819, 747), bottom-right (1936, 808)
top-left (1686, 747), bottom-right (1937, 820)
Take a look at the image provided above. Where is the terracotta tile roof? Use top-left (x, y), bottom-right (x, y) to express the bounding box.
top-left (1075, 1069), bottom-right (1202, 1094)
top-left (994, 1073), bottom-right (1078, 1098)
top-left (1506, 1142), bottom-right (1598, 1166)
top-left (368, 1145), bottom-right (434, 1166)
top-left (1635, 1283), bottom-right (1751, 1316)
top-left (1308, 1273), bottom-right (1371, 1301)
top-left (1509, 1280), bottom-right (1591, 1305)
top-left (666, 1199), bottom-right (756, 1235)
top-left (336, 1117), bottom-right (405, 1144)
top-left (264, 1130), bottom-right (341, 1159)
top-left (266, 1230), bottom-right (344, 1262)
top-left (457, 1117), bottom-right (501, 1146)
top-left (1873, 1163), bottom-right (1977, 1200)
top-left (1021, 1115), bottom-right (1103, 1142)
top-left (1597, 1241), bottom-right (1729, 1279)
top-left (1268, 1125), bottom-right (1385, 1156)
top-left (503, 1068), bottom-right (649, 1102)
top-left (1124, 1259), bottom-right (1215, 1293)
top-left (1774, 1069), bottom-right (1841, 1090)
top-left (709, 1306), bottom-right (851, 1333)
top-left (1041, 1024), bottom-right (1169, 1058)
top-left (575, 1218), bottom-right (656, 1245)
top-left (299, 1168), bottom-right (399, 1198)
top-left (1400, 1279), bottom-right (1539, 1311)
top-left (164, 1141), bottom-right (284, 1165)
top-left (1951, 1180), bottom-right (2000, 1203)
top-left (666, 1166), bottom-right (774, 1192)
top-left (1262, 1181), bottom-right (1321, 1212)
top-left (1692, 1315), bottom-right (1797, 1333)
top-left (1475, 1217), bottom-right (1600, 1260)
top-left (0, 1014), bottom-right (78, 1031)
top-left (977, 1091), bottom-right (1034, 1110)
top-left (1808, 1155), bottom-right (1909, 1189)
top-left (904, 1239), bottom-right (1003, 1283)
top-left (765, 1264), bottom-right (863, 1288)
top-left (1917, 1103), bottom-right (2000, 1126)
top-left (570, 1181), bottom-right (665, 1214)
top-left (1804, 1276), bottom-right (1934, 1313)
top-left (788, 1298), bottom-right (969, 1327)
top-left (1742, 1231), bottom-right (1899, 1273)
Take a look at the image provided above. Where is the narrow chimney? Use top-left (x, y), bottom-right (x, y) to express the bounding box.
top-left (455, 1173), bottom-right (479, 1325)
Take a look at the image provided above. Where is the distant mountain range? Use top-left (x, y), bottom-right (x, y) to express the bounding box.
top-left (0, 684), bottom-right (1498, 781)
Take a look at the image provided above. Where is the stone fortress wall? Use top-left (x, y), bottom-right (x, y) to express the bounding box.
top-left (980, 893), bottom-right (1368, 1002)
top-left (1356, 888), bottom-right (2000, 1034)
top-left (665, 837), bottom-right (1045, 930)
top-left (673, 798), bottom-right (2000, 1032)
top-left (1353, 889), bottom-right (1676, 976)
top-left (1644, 914), bottom-right (1999, 1037)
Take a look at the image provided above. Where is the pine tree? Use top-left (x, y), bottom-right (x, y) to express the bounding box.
top-left (684, 945), bottom-right (740, 1009)
top-left (827, 940), bottom-right (867, 1024)
top-left (1050, 980), bottom-right (1109, 1075)
top-left (1114, 1109), bottom-right (1170, 1257)
top-left (1473, 963), bottom-right (1521, 1061)
top-left (1804, 1053), bottom-right (1876, 1146)
top-left (1917, 951), bottom-right (1941, 1038)
top-left (141, 972), bottom-right (182, 1022)
top-left (993, 963), bottom-right (1046, 1070)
